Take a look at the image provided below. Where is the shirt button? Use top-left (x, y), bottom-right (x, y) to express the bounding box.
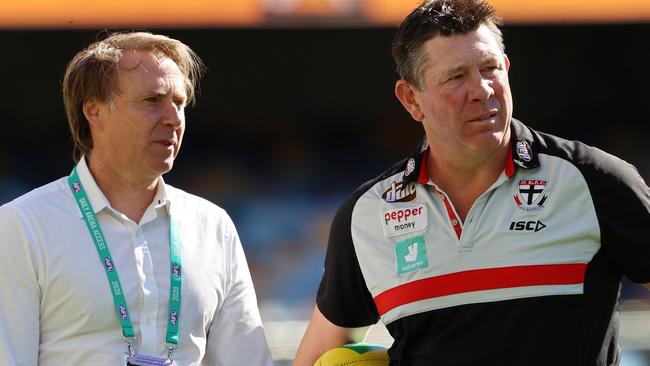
top-left (451, 219), bottom-right (458, 226)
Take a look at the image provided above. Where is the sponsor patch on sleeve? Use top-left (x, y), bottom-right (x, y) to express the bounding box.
top-left (382, 205), bottom-right (428, 237)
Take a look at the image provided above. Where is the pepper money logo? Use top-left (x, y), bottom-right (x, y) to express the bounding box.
top-left (382, 181), bottom-right (417, 203)
top-left (382, 205), bottom-right (428, 237)
top-left (170, 311), bottom-right (178, 326)
top-left (72, 182), bottom-right (81, 193)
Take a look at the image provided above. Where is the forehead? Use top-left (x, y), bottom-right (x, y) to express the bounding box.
top-left (421, 25), bottom-right (503, 72)
top-left (115, 50), bottom-right (186, 95)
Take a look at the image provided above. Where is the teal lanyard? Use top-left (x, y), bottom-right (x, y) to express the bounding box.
top-left (68, 167), bottom-right (182, 354)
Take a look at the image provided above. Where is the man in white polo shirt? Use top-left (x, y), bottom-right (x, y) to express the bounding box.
top-left (0, 31), bottom-right (272, 366)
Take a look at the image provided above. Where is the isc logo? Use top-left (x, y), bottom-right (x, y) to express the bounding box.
top-left (509, 220), bottom-right (546, 232)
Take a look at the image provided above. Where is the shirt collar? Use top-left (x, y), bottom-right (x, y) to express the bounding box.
top-left (403, 118), bottom-right (538, 185)
top-left (509, 118), bottom-right (540, 170)
top-left (73, 156), bottom-right (111, 218)
top-left (73, 156), bottom-right (171, 219)
top-left (148, 178), bottom-right (171, 219)
top-left (402, 137), bottom-right (429, 185)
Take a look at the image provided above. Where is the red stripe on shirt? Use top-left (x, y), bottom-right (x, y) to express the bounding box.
top-left (418, 148), bottom-right (430, 185)
top-left (373, 263), bottom-right (587, 315)
top-left (505, 147), bottom-right (515, 178)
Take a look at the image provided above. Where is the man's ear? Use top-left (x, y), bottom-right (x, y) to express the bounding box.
top-left (82, 100), bottom-right (102, 127)
top-left (395, 80), bottom-right (425, 122)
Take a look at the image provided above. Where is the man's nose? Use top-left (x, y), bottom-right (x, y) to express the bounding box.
top-left (469, 73), bottom-right (494, 102)
top-left (163, 101), bottom-right (184, 127)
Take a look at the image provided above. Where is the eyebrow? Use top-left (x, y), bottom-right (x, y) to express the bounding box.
top-left (440, 55), bottom-right (502, 78)
top-left (144, 89), bottom-right (188, 101)
top-left (438, 65), bottom-right (466, 82)
top-left (143, 90), bottom-right (164, 96)
top-left (442, 66), bottom-right (465, 76)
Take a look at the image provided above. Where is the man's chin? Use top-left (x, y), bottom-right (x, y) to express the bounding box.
top-left (149, 159), bottom-right (175, 177)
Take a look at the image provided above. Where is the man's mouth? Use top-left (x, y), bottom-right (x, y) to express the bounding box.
top-left (155, 139), bottom-right (176, 148)
top-left (468, 109), bottom-right (499, 123)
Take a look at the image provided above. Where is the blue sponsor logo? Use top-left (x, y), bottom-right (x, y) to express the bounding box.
top-left (104, 257), bottom-right (114, 272)
top-left (119, 304), bottom-right (128, 320)
top-left (172, 263), bottom-right (181, 278)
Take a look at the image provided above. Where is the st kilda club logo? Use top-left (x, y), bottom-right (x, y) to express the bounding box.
top-left (514, 179), bottom-right (549, 211)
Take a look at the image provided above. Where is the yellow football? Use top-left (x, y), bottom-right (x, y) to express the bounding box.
top-left (313, 343), bottom-right (389, 366)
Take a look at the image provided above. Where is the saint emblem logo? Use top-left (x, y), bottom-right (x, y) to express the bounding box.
top-left (514, 179), bottom-right (548, 211)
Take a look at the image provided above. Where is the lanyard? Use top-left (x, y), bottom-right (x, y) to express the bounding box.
top-left (68, 167), bottom-right (182, 355)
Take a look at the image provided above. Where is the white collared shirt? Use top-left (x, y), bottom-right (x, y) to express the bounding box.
top-left (0, 157), bottom-right (273, 366)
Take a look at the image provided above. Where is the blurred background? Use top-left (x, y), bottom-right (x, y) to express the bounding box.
top-left (1, 0), bottom-right (649, 364)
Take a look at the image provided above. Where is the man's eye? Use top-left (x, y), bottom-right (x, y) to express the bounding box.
top-left (145, 96), bottom-right (161, 103)
top-left (173, 99), bottom-right (186, 109)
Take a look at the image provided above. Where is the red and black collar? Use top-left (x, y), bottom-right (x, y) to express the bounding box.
top-left (402, 118), bottom-right (540, 185)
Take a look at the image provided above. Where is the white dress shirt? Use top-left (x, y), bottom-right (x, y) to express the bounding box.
top-left (0, 157), bottom-right (273, 366)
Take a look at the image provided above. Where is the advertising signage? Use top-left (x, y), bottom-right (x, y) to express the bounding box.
top-left (1, 0), bottom-right (649, 28)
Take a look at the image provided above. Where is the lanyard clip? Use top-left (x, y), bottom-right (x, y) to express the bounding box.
top-left (124, 336), bottom-right (136, 357)
top-left (166, 344), bottom-right (177, 361)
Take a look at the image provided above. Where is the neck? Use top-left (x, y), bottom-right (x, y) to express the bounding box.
top-left (426, 144), bottom-right (509, 221)
top-left (85, 154), bottom-right (159, 223)
top-left (429, 146), bottom-right (507, 189)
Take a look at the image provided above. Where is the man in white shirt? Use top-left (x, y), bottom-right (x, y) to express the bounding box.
top-left (0, 31), bottom-right (273, 366)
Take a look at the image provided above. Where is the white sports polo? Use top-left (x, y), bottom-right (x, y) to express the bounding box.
top-left (317, 119), bottom-right (650, 365)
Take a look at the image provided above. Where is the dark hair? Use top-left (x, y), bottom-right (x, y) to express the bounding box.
top-left (392, 0), bottom-right (504, 89)
top-left (63, 31), bottom-right (206, 163)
